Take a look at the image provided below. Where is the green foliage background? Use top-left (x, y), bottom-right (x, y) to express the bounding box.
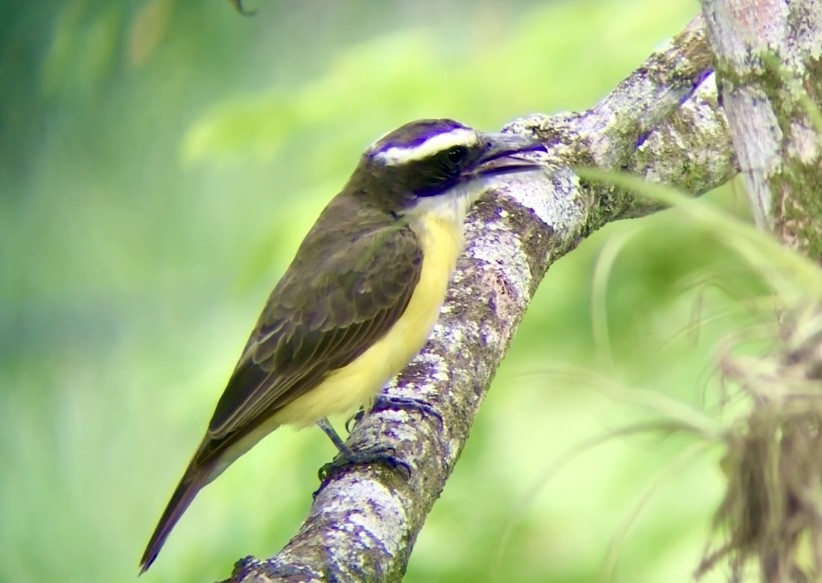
top-left (0, 1), bottom-right (764, 581)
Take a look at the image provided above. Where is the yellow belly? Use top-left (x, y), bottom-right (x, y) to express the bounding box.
top-left (271, 212), bottom-right (464, 428)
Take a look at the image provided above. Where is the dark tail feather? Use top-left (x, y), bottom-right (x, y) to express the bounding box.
top-left (139, 460), bottom-right (210, 573)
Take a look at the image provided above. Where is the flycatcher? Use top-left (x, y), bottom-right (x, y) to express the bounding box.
top-left (140, 118), bottom-right (544, 571)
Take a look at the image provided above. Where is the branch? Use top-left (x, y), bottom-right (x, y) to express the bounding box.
top-left (224, 14), bottom-right (737, 583)
top-left (692, 1), bottom-right (822, 581)
top-left (700, 0), bottom-right (822, 253)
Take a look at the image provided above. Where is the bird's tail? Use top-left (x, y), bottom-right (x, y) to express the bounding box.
top-left (139, 446), bottom-right (213, 573)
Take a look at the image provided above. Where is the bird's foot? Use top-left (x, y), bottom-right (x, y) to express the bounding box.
top-left (344, 407), bottom-right (366, 433)
top-left (314, 417), bottom-right (411, 490)
top-left (370, 394), bottom-right (443, 427)
top-left (317, 443), bottom-right (410, 485)
top-left (345, 394), bottom-right (442, 433)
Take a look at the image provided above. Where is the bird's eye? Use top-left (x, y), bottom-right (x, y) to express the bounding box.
top-left (444, 146), bottom-right (468, 165)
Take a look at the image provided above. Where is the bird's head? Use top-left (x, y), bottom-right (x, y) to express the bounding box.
top-left (351, 119), bottom-right (545, 221)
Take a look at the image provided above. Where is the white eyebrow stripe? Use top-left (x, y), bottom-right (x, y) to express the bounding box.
top-left (375, 128), bottom-right (478, 165)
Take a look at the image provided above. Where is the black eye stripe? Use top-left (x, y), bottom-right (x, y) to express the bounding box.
top-left (443, 145), bottom-right (468, 165)
top-left (404, 145), bottom-right (474, 197)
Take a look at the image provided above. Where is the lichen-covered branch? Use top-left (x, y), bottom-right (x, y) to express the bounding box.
top-left (224, 14), bottom-right (738, 583)
top-left (700, 0), bottom-right (822, 255)
top-left (692, 1), bottom-right (822, 582)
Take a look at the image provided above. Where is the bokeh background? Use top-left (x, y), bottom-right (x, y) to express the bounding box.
top-left (0, 1), bottom-right (770, 581)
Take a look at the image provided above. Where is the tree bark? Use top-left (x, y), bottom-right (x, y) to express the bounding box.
top-left (694, 1), bottom-right (822, 582)
top-left (701, 0), bottom-right (822, 254)
top-left (224, 14), bottom-right (746, 583)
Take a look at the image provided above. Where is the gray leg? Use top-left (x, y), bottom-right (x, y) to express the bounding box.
top-left (313, 417), bottom-right (409, 483)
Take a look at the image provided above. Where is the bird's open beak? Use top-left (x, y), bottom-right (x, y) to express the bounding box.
top-left (473, 132), bottom-right (546, 178)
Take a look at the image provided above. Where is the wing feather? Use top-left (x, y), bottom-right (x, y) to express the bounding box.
top-left (207, 216), bottom-right (421, 442)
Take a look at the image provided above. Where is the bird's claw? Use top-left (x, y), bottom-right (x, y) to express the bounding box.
top-left (370, 394), bottom-right (443, 427)
top-left (345, 395), bottom-right (440, 433)
top-left (315, 444), bottom-right (411, 490)
top-left (344, 408), bottom-right (366, 433)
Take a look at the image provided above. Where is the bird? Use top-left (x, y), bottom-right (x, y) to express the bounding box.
top-left (139, 118), bottom-right (545, 572)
